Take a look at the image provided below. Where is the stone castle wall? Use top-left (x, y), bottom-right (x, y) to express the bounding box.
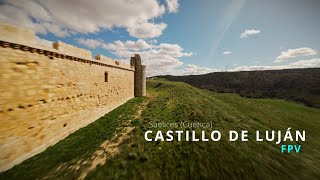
top-left (0, 24), bottom-right (145, 172)
top-left (131, 55), bottom-right (146, 97)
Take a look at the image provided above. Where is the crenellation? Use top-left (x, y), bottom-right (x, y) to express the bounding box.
top-left (0, 23), bottom-right (36, 46)
top-left (0, 40), bottom-right (134, 71)
top-left (53, 41), bottom-right (92, 59)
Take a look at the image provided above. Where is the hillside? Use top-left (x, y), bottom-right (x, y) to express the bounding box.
top-left (157, 68), bottom-right (320, 108)
top-left (1, 80), bottom-right (320, 179)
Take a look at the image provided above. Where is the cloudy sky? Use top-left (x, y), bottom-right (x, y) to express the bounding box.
top-left (0, 0), bottom-right (319, 76)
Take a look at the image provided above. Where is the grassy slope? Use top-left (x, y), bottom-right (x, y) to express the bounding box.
top-left (158, 68), bottom-right (320, 108)
top-left (1, 80), bottom-right (320, 179)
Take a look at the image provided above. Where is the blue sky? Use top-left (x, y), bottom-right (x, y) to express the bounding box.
top-left (0, 0), bottom-right (319, 76)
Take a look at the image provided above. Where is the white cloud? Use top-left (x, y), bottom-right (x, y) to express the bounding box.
top-left (231, 65), bottom-right (284, 71)
top-left (180, 64), bottom-right (217, 75)
top-left (77, 38), bottom-right (104, 49)
top-left (106, 39), bottom-right (153, 51)
top-left (223, 51), bottom-right (231, 55)
top-left (231, 58), bottom-right (320, 71)
top-left (127, 22), bottom-right (167, 38)
top-left (240, 29), bottom-right (261, 38)
top-left (76, 38), bottom-right (194, 76)
top-left (145, 57), bottom-right (184, 76)
top-left (77, 38), bottom-right (153, 51)
top-left (0, 0), bottom-right (175, 38)
top-left (275, 47), bottom-right (317, 62)
top-left (289, 58), bottom-right (320, 68)
top-left (149, 64), bottom-right (217, 76)
top-left (166, 0), bottom-right (179, 13)
top-left (0, 4), bottom-right (47, 34)
top-left (35, 36), bottom-right (53, 47)
top-left (149, 39), bottom-right (158, 44)
top-left (158, 43), bottom-right (193, 57)
top-left (136, 43), bottom-right (194, 76)
top-left (152, 58), bottom-right (320, 76)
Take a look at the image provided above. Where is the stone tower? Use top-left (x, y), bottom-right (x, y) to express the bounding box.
top-left (130, 54), bottom-right (146, 97)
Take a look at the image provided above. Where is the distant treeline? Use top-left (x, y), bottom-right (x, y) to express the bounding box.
top-left (155, 68), bottom-right (320, 108)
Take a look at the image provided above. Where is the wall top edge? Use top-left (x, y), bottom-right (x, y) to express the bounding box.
top-left (0, 23), bottom-right (134, 71)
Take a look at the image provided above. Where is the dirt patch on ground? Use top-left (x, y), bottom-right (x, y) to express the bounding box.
top-left (78, 126), bottom-right (134, 179)
top-left (77, 99), bottom-right (148, 179)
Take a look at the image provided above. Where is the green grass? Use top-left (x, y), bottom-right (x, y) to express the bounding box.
top-left (1, 80), bottom-right (320, 179)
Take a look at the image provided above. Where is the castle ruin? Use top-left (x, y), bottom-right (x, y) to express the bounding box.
top-left (0, 24), bottom-right (146, 172)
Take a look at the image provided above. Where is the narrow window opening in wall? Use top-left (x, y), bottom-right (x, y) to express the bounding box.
top-left (104, 72), bottom-right (108, 82)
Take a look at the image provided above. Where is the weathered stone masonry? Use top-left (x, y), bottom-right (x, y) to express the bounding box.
top-left (0, 24), bottom-right (146, 172)
top-left (131, 54), bottom-right (146, 97)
